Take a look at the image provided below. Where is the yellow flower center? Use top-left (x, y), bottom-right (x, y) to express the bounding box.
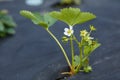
top-left (67, 29), bottom-right (72, 34)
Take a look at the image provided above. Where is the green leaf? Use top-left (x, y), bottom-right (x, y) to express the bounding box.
top-left (91, 43), bottom-right (101, 53)
top-left (0, 21), bottom-right (4, 31)
top-left (84, 41), bottom-right (101, 56)
top-left (44, 13), bottom-right (57, 28)
top-left (0, 32), bottom-right (6, 37)
top-left (1, 15), bottom-right (16, 27)
top-left (37, 21), bottom-right (48, 29)
top-left (50, 7), bottom-right (96, 26)
top-left (82, 42), bottom-right (101, 63)
top-left (6, 28), bottom-right (15, 34)
top-left (74, 55), bottom-right (80, 67)
top-left (20, 10), bottom-right (36, 20)
top-left (20, 10), bottom-right (45, 28)
top-left (20, 10), bottom-right (57, 29)
top-left (31, 12), bottom-right (43, 24)
top-left (33, 13), bottom-right (57, 29)
top-left (31, 12), bottom-right (45, 26)
top-left (76, 12), bottom-right (96, 24)
top-left (0, 10), bottom-right (16, 37)
top-left (84, 45), bottom-right (91, 56)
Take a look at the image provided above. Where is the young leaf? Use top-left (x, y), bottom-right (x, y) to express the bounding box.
top-left (84, 42), bottom-right (101, 56)
top-left (50, 7), bottom-right (96, 26)
top-left (20, 10), bottom-right (57, 29)
top-left (74, 55), bottom-right (80, 67)
top-left (91, 43), bottom-right (101, 53)
top-left (84, 45), bottom-right (91, 56)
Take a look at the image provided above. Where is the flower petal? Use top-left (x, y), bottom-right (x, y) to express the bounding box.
top-left (64, 32), bottom-right (68, 36)
top-left (69, 25), bottom-right (73, 30)
top-left (64, 28), bottom-right (69, 32)
top-left (89, 37), bottom-right (94, 39)
top-left (71, 30), bottom-right (74, 34)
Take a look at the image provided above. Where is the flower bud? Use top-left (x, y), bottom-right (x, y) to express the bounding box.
top-left (90, 25), bottom-right (96, 31)
top-left (62, 36), bottom-right (69, 43)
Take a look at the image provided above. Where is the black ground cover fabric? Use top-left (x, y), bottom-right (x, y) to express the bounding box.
top-left (0, 0), bottom-right (120, 80)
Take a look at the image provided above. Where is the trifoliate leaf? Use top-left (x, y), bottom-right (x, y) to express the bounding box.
top-left (20, 10), bottom-right (57, 29)
top-left (50, 7), bottom-right (96, 26)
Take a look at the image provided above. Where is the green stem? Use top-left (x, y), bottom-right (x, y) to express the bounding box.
top-left (46, 29), bottom-right (72, 69)
top-left (73, 35), bottom-right (79, 45)
top-left (80, 38), bottom-right (83, 63)
top-left (70, 35), bottom-right (74, 67)
top-left (76, 37), bottom-right (83, 71)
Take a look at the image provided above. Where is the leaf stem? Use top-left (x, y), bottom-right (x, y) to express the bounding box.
top-left (46, 29), bottom-right (73, 70)
top-left (80, 38), bottom-right (83, 63)
top-left (70, 35), bottom-right (74, 68)
top-left (73, 35), bottom-right (79, 45)
top-left (76, 37), bottom-right (83, 71)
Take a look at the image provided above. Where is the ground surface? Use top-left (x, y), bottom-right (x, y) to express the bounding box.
top-left (0, 0), bottom-right (120, 80)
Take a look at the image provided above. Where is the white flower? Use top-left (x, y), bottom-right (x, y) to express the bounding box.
top-left (64, 26), bottom-right (74, 37)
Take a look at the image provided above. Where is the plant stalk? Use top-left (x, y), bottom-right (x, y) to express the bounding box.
top-left (70, 35), bottom-right (74, 68)
top-left (79, 38), bottom-right (83, 62)
top-left (46, 29), bottom-right (73, 71)
top-left (73, 35), bottom-right (79, 45)
top-left (76, 38), bottom-right (83, 71)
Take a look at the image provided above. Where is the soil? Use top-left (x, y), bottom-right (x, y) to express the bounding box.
top-left (32, 63), bottom-right (71, 80)
top-left (0, 0), bottom-right (120, 80)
